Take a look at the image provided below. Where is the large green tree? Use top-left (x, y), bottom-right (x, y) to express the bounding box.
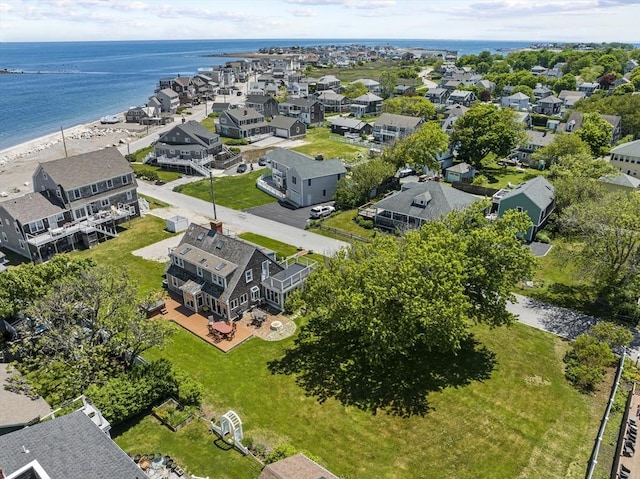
top-left (531, 134), bottom-right (592, 167)
top-left (10, 266), bottom-right (173, 403)
top-left (272, 203), bottom-right (534, 415)
top-left (559, 191), bottom-right (640, 319)
top-left (382, 96), bottom-right (436, 119)
top-left (575, 92), bottom-right (640, 138)
top-left (379, 71), bottom-right (398, 99)
top-left (450, 103), bottom-right (526, 167)
top-left (334, 158), bottom-right (395, 208)
top-left (382, 121), bottom-right (449, 171)
top-left (342, 81), bottom-right (368, 99)
top-left (575, 112), bottom-right (614, 157)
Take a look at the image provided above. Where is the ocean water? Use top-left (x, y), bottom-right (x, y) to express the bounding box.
top-left (0, 38), bottom-right (534, 151)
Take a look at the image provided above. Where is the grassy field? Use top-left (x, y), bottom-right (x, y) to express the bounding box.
top-left (173, 170), bottom-right (276, 210)
top-left (131, 163), bottom-right (182, 183)
top-left (292, 127), bottom-right (369, 163)
top-left (128, 145), bottom-right (153, 162)
top-left (320, 209), bottom-right (376, 240)
top-left (115, 321), bottom-right (606, 479)
top-left (113, 416), bottom-right (262, 478)
top-left (139, 193), bottom-right (170, 210)
top-left (237, 232), bottom-right (326, 264)
top-left (306, 59), bottom-right (406, 82)
top-left (70, 215), bottom-right (174, 296)
top-left (480, 165), bottom-right (548, 189)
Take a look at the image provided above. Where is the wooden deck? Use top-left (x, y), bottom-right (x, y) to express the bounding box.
top-left (616, 384), bottom-right (640, 479)
top-left (155, 297), bottom-right (292, 353)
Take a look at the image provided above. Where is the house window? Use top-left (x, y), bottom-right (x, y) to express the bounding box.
top-left (1, 232), bottom-right (7, 242)
top-left (4, 218), bottom-right (9, 226)
top-left (245, 269), bottom-right (253, 283)
top-left (101, 198), bottom-right (110, 207)
top-left (516, 206), bottom-right (524, 212)
top-left (230, 298), bottom-right (239, 309)
top-left (56, 188), bottom-right (62, 198)
top-left (14, 222), bottom-right (19, 233)
top-left (240, 293), bottom-right (248, 304)
top-left (30, 220), bottom-right (44, 233)
top-left (73, 189), bottom-right (82, 200)
top-left (173, 256), bottom-right (184, 267)
top-left (251, 285), bottom-right (260, 301)
top-left (56, 213), bottom-right (65, 222)
top-left (126, 190), bottom-right (133, 200)
top-left (323, 189), bottom-right (326, 196)
top-left (43, 172), bottom-right (48, 180)
top-left (91, 184), bottom-right (98, 194)
top-left (262, 260), bottom-right (270, 280)
top-left (171, 276), bottom-right (179, 287)
top-left (292, 176), bottom-right (297, 185)
top-left (122, 175), bottom-right (129, 185)
top-left (185, 138), bottom-right (190, 143)
top-left (107, 179), bottom-right (113, 189)
top-left (307, 179), bottom-right (311, 186)
top-left (19, 239), bottom-right (25, 250)
top-left (197, 266), bottom-right (203, 277)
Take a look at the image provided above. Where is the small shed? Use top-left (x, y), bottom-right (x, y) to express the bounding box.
top-left (166, 216), bottom-right (189, 233)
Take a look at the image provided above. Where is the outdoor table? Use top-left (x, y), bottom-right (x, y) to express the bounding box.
top-left (211, 321), bottom-right (233, 334)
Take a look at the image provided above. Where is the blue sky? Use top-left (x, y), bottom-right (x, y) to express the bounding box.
top-left (1, 0), bottom-right (639, 43)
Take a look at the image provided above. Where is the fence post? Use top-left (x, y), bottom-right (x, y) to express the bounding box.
top-left (585, 351), bottom-right (626, 479)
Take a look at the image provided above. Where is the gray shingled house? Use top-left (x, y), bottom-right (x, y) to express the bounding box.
top-left (0, 410), bottom-right (141, 479)
top-left (0, 148), bottom-right (139, 263)
top-left (261, 148), bottom-right (347, 207)
top-left (245, 94), bottom-right (280, 118)
top-left (166, 222), bottom-right (315, 318)
top-left (153, 120), bottom-right (240, 174)
top-left (268, 115), bottom-right (307, 139)
top-left (217, 107), bottom-right (271, 141)
top-left (277, 98), bottom-right (325, 126)
top-left (371, 181), bottom-right (480, 232)
top-left (493, 176), bottom-right (556, 242)
top-left (373, 113), bottom-right (423, 143)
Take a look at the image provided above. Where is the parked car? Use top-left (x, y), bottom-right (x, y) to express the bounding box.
top-left (398, 166), bottom-right (416, 178)
top-left (258, 157), bottom-right (268, 166)
top-left (236, 163), bottom-right (248, 173)
top-left (310, 205), bottom-right (335, 219)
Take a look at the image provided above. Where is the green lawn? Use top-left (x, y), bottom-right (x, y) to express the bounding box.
top-left (173, 171), bottom-right (276, 210)
top-left (139, 194), bottom-right (170, 210)
top-left (128, 145), bottom-right (153, 162)
top-left (113, 416), bottom-right (262, 479)
top-left (238, 232), bottom-right (325, 264)
top-left (292, 127), bottom-right (369, 162)
top-left (306, 59), bottom-right (403, 82)
top-left (480, 165), bottom-right (548, 189)
top-left (131, 163), bottom-right (182, 183)
top-left (118, 322), bottom-right (605, 479)
top-left (320, 209), bottom-right (376, 240)
top-left (70, 215), bottom-right (175, 296)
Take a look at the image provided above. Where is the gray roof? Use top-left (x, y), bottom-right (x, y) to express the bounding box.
top-left (352, 78), bottom-right (380, 87)
top-left (449, 90), bottom-right (473, 99)
top-left (0, 411), bottom-right (142, 479)
top-left (157, 120), bottom-right (219, 148)
top-left (611, 139), bottom-right (640, 157)
top-left (269, 115), bottom-right (302, 129)
top-left (0, 192), bottom-right (66, 224)
top-left (353, 92), bottom-right (383, 102)
top-left (266, 148), bottom-right (315, 167)
top-left (38, 147), bottom-right (133, 191)
top-left (225, 108), bottom-right (265, 122)
top-left (374, 113), bottom-right (423, 129)
top-left (525, 130), bottom-right (555, 148)
top-left (563, 111), bottom-right (622, 131)
top-left (282, 98), bottom-right (319, 108)
top-left (507, 92), bottom-right (530, 100)
top-left (426, 87), bottom-right (448, 96)
top-left (328, 116), bottom-right (370, 130)
top-left (246, 94), bottom-right (276, 105)
top-left (316, 90), bottom-right (346, 101)
top-left (599, 173), bottom-right (640, 188)
top-left (291, 158), bottom-right (346, 180)
top-left (447, 162), bottom-right (474, 174)
top-left (176, 223), bottom-right (282, 302)
top-left (537, 96), bottom-right (563, 104)
top-left (158, 88), bottom-right (179, 98)
top-left (317, 75), bottom-right (340, 84)
top-left (373, 182), bottom-right (479, 222)
top-left (266, 263), bottom-right (307, 293)
top-left (558, 90), bottom-right (585, 100)
top-left (500, 176), bottom-right (555, 210)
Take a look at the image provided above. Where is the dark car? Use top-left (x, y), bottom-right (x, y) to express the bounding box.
top-left (236, 163), bottom-right (248, 173)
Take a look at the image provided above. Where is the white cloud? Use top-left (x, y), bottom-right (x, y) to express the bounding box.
top-left (350, 0), bottom-right (396, 8)
top-left (0, 2), bottom-right (14, 13)
top-left (286, 0), bottom-right (347, 5)
top-left (291, 7), bottom-right (318, 16)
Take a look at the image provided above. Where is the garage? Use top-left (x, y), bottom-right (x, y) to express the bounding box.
top-left (275, 128), bottom-right (288, 138)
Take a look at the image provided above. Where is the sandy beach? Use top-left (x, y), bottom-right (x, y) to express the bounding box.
top-left (0, 105), bottom-right (209, 199)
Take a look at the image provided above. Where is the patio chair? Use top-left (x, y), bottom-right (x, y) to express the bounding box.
top-left (621, 464), bottom-right (631, 474)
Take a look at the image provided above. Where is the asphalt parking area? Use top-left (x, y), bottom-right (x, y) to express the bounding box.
top-left (528, 241), bottom-right (553, 257)
top-left (247, 202), bottom-right (315, 229)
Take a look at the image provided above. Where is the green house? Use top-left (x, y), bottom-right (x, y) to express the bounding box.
top-left (493, 176), bottom-right (555, 242)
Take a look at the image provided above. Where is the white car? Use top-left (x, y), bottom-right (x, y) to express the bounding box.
top-left (309, 205), bottom-right (335, 219)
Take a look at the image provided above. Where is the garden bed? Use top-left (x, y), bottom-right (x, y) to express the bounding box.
top-left (153, 398), bottom-right (195, 432)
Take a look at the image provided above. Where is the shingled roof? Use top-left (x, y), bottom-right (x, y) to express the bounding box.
top-left (373, 181), bottom-right (479, 222)
top-left (500, 176), bottom-right (555, 210)
top-left (0, 192), bottom-right (66, 224)
top-left (0, 411), bottom-right (141, 479)
top-left (36, 147), bottom-right (132, 191)
top-left (374, 113), bottom-right (423, 129)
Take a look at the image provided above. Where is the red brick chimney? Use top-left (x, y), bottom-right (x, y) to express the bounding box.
top-left (210, 220), bottom-right (223, 234)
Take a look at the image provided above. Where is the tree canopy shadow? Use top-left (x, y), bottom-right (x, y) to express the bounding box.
top-left (268, 332), bottom-right (496, 417)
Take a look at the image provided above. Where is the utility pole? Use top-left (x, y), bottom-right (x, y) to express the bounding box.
top-left (209, 170), bottom-right (218, 220)
top-left (60, 126), bottom-right (68, 157)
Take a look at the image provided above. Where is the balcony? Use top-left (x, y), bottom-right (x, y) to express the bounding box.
top-left (262, 256), bottom-right (317, 293)
top-left (25, 204), bottom-right (136, 247)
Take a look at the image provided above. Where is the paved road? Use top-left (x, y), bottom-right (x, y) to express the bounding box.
top-left (507, 293), bottom-right (640, 358)
top-left (137, 181), bottom-right (349, 257)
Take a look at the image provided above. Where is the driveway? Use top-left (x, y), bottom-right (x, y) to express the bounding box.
top-left (247, 202), bottom-right (315, 229)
